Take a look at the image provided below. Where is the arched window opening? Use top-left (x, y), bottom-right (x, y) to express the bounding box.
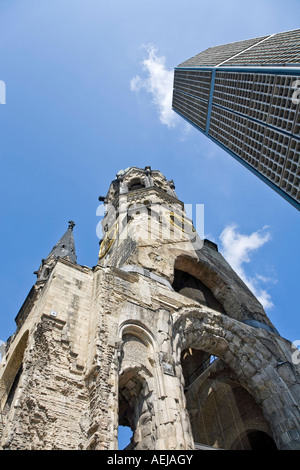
top-left (181, 352), bottom-right (276, 450)
top-left (118, 327), bottom-right (155, 450)
top-left (128, 178), bottom-right (145, 192)
top-left (118, 370), bottom-right (151, 450)
top-left (0, 331), bottom-right (28, 415)
top-left (5, 364), bottom-right (23, 409)
top-left (172, 269), bottom-right (225, 313)
top-left (43, 267), bottom-right (50, 279)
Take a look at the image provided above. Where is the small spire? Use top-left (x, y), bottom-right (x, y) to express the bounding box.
top-left (45, 221), bottom-right (77, 265)
top-left (35, 221), bottom-right (77, 282)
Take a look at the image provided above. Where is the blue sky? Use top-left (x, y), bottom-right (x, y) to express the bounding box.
top-left (0, 0), bottom-right (299, 425)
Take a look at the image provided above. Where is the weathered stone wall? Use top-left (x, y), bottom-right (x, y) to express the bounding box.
top-left (1, 251), bottom-right (300, 450)
top-left (0, 316), bottom-right (88, 449)
top-left (0, 260), bottom-right (93, 449)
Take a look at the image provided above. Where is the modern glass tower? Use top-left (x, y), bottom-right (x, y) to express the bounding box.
top-left (172, 29), bottom-right (300, 210)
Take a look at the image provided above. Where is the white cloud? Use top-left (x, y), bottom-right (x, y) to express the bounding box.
top-left (130, 44), bottom-right (179, 128)
top-left (219, 224), bottom-right (274, 309)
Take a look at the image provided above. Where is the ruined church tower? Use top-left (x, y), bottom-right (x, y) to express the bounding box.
top-left (0, 166), bottom-right (300, 450)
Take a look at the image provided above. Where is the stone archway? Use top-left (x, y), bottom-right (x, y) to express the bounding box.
top-left (172, 254), bottom-right (276, 330)
top-left (0, 330), bottom-right (29, 411)
top-left (173, 306), bottom-right (300, 450)
top-left (118, 324), bottom-right (156, 450)
top-left (184, 362), bottom-right (277, 449)
top-left (118, 318), bottom-right (194, 450)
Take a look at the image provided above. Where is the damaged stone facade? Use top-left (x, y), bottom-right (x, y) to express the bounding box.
top-left (0, 166), bottom-right (300, 450)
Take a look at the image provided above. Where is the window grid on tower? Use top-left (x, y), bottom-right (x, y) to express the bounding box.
top-left (248, 74), bottom-right (275, 122)
top-left (209, 106), bottom-right (246, 158)
top-left (213, 72), bottom-right (254, 116)
top-left (280, 138), bottom-right (300, 202)
top-left (241, 120), bottom-right (266, 169)
top-left (172, 89), bottom-right (208, 131)
top-left (267, 75), bottom-right (300, 134)
top-left (258, 129), bottom-right (290, 186)
top-left (173, 69), bottom-right (211, 101)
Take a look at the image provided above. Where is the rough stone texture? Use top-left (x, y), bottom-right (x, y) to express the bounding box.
top-left (0, 166), bottom-right (299, 450)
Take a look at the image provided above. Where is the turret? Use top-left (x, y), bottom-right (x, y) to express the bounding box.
top-left (34, 221), bottom-right (77, 283)
top-left (97, 166), bottom-right (202, 275)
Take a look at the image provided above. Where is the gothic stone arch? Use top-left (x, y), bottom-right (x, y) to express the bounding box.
top-left (185, 365), bottom-right (276, 449)
top-left (173, 254), bottom-right (273, 328)
top-left (118, 323), bottom-right (157, 450)
top-left (173, 306), bottom-right (300, 450)
top-left (0, 330), bottom-right (29, 411)
top-left (118, 319), bottom-right (194, 450)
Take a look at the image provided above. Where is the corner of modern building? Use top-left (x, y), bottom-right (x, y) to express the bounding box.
top-left (172, 29), bottom-right (300, 210)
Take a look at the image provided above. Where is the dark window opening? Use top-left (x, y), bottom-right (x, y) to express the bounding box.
top-left (5, 364), bottom-right (23, 409)
top-left (128, 178), bottom-right (145, 192)
top-left (172, 269), bottom-right (225, 313)
top-left (232, 430), bottom-right (277, 450)
top-left (43, 267), bottom-right (50, 278)
top-left (129, 183), bottom-right (144, 191)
